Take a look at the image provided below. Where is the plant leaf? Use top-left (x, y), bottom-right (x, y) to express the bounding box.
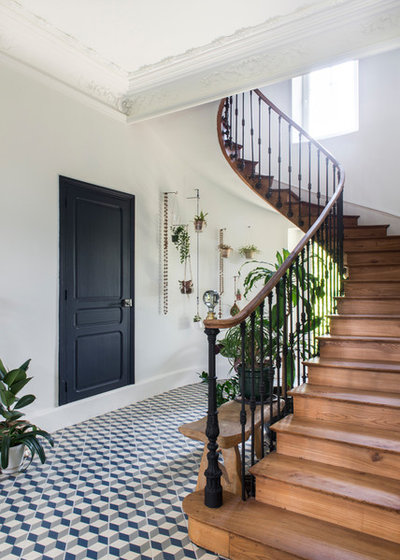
top-left (14, 394), bottom-right (35, 409)
top-left (1, 434), bottom-right (10, 469)
top-left (10, 377), bottom-right (32, 396)
top-left (4, 368), bottom-right (26, 389)
top-left (0, 387), bottom-right (16, 408)
top-left (0, 359), bottom-right (7, 380)
top-left (19, 359), bottom-right (31, 372)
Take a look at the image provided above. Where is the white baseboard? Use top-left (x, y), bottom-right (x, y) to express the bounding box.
top-left (30, 368), bottom-right (200, 433)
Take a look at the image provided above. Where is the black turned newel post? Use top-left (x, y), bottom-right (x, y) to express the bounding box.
top-left (204, 327), bottom-right (223, 508)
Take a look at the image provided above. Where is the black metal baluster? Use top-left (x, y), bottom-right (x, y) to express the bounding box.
top-left (288, 266), bottom-right (294, 391)
top-left (282, 274), bottom-right (289, 414)
top-left (308, 142), bottom-right (312, 228)
top-left (234, 94), bottom-right (239, 161)
top-left (338, 189), bottom-right (344, 296)
top-left (250, 91), bottom-right (255, 179)
top-left (317, 150), bottom-right (321, 215)
top-left (275, 284), bottom-right (282, 417)
top-left (288, 124), bottom-right (293, 217)
top-left (259, 301), bottom-right (265, 459)
top-left (256, 95), bottom-right (262, 189)
top-left (240, 321), bottom-right (247, 501)
top-left (204, 328), bottom-right (222, 508)
top-left (268, 292), bottom-right (274, 452)
top-left (298, 132), bottom-right (303, 227)
top-left (325, 157), bottom-right (329, 209)
top-left (239, 92), bottom-right (245, 170)
top-left (277, 116), bottom-right (282, 208)
top-left (306, 240), bottom-right (311, 359)
top-left (250, 311), bottom-right (256, 499)
top-left (295, 257), bottom-right (301, 386)
top-left (229, 96), bottom-right (233, 147)
top-left (268, 106), bottom-right (272, 196)
top-left (301, 248), bottom-right (307, 383)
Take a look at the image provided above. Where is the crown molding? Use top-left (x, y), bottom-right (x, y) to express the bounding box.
top-left (0, 0), bottom-right (399, 123)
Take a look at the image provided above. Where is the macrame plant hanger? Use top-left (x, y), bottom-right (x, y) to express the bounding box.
top-left (162, 191), bottom-right (178, 315)
top-left (218, 228), bottom-right (226, 318)
top-left (187, 188), bottom-right (201, 320)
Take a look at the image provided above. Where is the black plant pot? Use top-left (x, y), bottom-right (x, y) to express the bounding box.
top-left (238, 366), bottom-right (274, 401)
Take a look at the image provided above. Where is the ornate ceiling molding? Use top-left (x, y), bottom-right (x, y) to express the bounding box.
top-left (0, 0), bottom-right (399, 123)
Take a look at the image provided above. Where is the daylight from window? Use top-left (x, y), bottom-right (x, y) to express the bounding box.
top-left (292, 60), bottom-right (359, 139)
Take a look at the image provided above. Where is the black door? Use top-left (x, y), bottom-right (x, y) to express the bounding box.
top-left (59, 176), bottom-right (134, 405)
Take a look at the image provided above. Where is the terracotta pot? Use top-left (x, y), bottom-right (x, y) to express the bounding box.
top-left (194, 219), bottom-right (206, 232)
top-left (1, 444), bottom-right (25, 475)
top-left (179, 280), bottom-right (193, 294)
top-left (220, 247), bottom-right (232, 258)
top-left (243, 249), bottom-right (256, 259)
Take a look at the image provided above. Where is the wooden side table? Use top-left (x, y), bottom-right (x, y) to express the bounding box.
top-left (179, 399), bottom-right (283, 496)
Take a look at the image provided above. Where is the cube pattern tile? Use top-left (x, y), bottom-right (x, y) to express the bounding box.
top-left (0, 384), bottom-right (228, 560)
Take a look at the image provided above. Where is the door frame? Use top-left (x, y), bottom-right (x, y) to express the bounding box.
top-left (58, 175), bottom-right (135, 406)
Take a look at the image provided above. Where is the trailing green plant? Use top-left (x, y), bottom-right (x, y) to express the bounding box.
top-left (0, 358), bottom-right (54, 471)
top-left (171, 225), bottom-right (190, 263)
top-left (199, 371), bottom-right (240, 407)
top-left (218, 249), bottom-right (325, 389)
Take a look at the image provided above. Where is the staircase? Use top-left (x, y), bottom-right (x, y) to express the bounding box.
top-left (183, 92), bottom-right (400, 558)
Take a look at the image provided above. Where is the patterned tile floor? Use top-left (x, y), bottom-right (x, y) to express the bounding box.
top-left (0, 383), bottom-right (228, 560)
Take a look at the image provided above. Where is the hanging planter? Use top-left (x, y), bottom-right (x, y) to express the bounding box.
top-left (179, 280), bottom-right (193, 294)
top-left (193, 211), bottom-right (208, 233)
top-left (239, 244), bottom-right (259, 260)
top-left (219, 244), bottom-right (232, 258)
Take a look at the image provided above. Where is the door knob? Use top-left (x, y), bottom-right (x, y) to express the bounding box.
top-left (122, 298), bottom-right (133, 308)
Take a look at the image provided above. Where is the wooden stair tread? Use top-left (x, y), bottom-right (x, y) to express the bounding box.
top-left (335, 296), bottom-right (400, 300)
top-left (183, 491), bottom-right (400, 560)
top-left (329, 314), bottom-right (400, 319)
top-left (289, 383), bottom-right (400, 408)
top-left (318, 334), bottom-right (400, 343)
top-left (344, 225), bottom-right (389, 232)
top-left (271, 415), bottom-right (400, 454)
top-left (250, 454), bottom-right (400, 511)
top-left (304, 356), bottom-right (400, 373)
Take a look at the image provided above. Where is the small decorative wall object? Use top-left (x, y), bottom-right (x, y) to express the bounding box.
top-left (219, 244), bottom-right (232, 258)
top-left (218, 228), bottom-right (226, 318)
top-left (179, 280), bottom-right (193, 294)
top-left (239, 244), bottom-right (259, 259)
top-left (203, 290), bottom-right (220, 320)
top-left (230, 275), bottom-right (241, 316)
top-left (193, 210), bottom-right (208, 232)
top-left (162, 191), bottom-right (178, 315)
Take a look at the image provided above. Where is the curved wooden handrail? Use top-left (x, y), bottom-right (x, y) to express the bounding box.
top-left (205, 92), bottom-right (345, 330)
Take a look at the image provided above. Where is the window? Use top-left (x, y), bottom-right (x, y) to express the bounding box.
top-left (292, 60), bottom-right (359, 139)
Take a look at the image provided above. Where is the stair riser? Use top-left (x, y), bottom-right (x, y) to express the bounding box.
top-left (293, 395), bottom-right (400, 432)
top-left (255, 479), bottom-right (400, 544)
top-left (307, 366), bottom-right (400, 392)
top-left (344, 282), bottom-right (400, 296)
top-left (319, 338), bottom-right (400, 362)
top-left (230, 535), bottom-right (300, 560)
top-left (276, 433), bottom-right (400, 481)
top-left (348, 266), bottom-right (400, 281)
top-left (336, 299), bottom-right (400, 315)
top-left (342, 217), bottom-right (359, 227)
top-left (344, 227), bottom-right (388, 239)
top-left (330, 318), bottom-right (400, 337)
top-left (344, 238), bottom-right (400, 252)
top-left (346, 251), bottom-right (400, 265)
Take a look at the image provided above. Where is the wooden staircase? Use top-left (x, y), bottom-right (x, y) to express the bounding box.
top-left (184, 220), bottom-right (400, 558)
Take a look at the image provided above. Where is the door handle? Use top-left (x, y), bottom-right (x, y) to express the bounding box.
top-left (122, 298), bottom-right (133, 308)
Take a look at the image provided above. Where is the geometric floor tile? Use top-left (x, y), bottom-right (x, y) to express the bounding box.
top-left (0, 383), bottom-right (228, 559)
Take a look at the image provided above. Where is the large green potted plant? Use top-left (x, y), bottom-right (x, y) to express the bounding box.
top-left (217, 249), bottom-right (325, 401)
top-left (0, 358), bottom-right (54, 474)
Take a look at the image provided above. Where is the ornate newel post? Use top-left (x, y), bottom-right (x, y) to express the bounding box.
top-left (204, 327), bottom-right (222, 508)
top-left (203, 290), bottom-right (222, 508)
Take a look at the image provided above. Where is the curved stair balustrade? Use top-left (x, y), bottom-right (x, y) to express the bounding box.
top-left (203, 90), bottom-right (345, 508)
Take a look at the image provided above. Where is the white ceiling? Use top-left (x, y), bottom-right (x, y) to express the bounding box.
top-left (1, 0), bottom-right (399, 122)
top-left (16, 0), bottom-right (308, 72)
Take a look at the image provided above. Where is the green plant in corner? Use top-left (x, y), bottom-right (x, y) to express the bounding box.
top-left (0, 358), bottom-right (54, 472)
top-left (199, 371), bottom-right (240, 407)
top-left (171, 225), bottom-right (191, 264)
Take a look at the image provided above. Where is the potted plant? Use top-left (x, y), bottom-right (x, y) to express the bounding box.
top-left (172, 225), bottom-right (193, 293)
top-left (239, 244), bottom-right (259, 259)
top-left (193, 211), bottom-right (208, 232)
top-left (219, 244), bottom-right (232, 258)
top-left (0, 358), bottom-right (54, 474)
top-left (218, 249), bottom-right (325, 400)
top-left (179, 280), bottom-right (193, 294)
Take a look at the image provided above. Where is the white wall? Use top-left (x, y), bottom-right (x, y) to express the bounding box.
top-left (261, 48), bottom-right (400, 221)
top-left (0, 61), bottom-right (291, 431)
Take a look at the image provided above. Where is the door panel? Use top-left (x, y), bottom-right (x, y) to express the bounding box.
top-left (59, 176), bottom-right (134, 405)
